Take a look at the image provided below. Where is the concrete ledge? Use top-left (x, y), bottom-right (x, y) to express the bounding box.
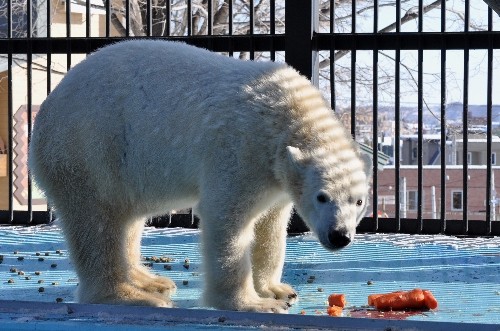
top-left (0, 300), bottom-right (498, 331)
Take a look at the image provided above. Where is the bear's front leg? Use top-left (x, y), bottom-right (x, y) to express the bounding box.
top-left (252, 203), bottom-right (297, 304)
top-left (127, 221), bottom-right (177, 299)
top-left (198, 207), bottom-right (291, 313)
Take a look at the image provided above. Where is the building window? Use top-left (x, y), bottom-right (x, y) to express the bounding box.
top-left (492, 153), bottom-right (497, 165)
top-left (467, 152), bottom-right (472, 165)
top-left (407, 191), bottom-right (418, 211)
top-left (451, 191), bottom-right (463, 211)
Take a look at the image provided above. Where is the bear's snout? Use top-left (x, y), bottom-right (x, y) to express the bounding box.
top-left (327, 230), bottom-right (351, 249)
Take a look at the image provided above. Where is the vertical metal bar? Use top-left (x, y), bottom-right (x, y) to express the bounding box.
top-left (249, 0), bottom-right (254, 34)
top-left (285, 0), bottom-right (318, 84)
top-left (125, 0), bottom-right (130, 36)
top-left (45, 0), bottom-right (52, 219)
top-left (351, 0), bottom-right (356, 34)
top-left (7, 0), bottom-right (14, 223)
top-left (147, 0), bottom-right (152, 36)
top-left (27, 0), bottom-right (34, 223)
top-left (270, 0), bottom-right (275, 61)
top-left (7, 0), bottom-right (11, 37)
top-left (330, 0), bottom-right (334, 34)
top-left (417, 0), bottom-right (424, 230)
top-left (394, 0), bottom-right (401, 229)
top-left (249, 0), bottom-right (254, 60)
top-left (187, 0), bottom-right (192, 36)
top-left (396, 0), bottom-right (400, 33)
top-left (329, 0), bottom-right (335, 110)
top-left (86, 0), bottom-right (91, 37)
top-left (418, 0), bottom-right (423, 32)
top-left (165, 0), bottom-right (171, 36)
top-left (350, 0), bottom-right (356, 138)
top-left (486, 7), bottom-right (493, 231)
top-left (462, 0), bottom-right (470, 232)
top-left (372, 0), bottom-right (379, 230)
top-left (46, 0), bottom-right (51, 38)
top-left (47, 0), bottom-right (52, 95)
top-left (105, 0), bottom-right (111, 37)
top-left (27, 0), bottom-right (32, 37)
top-left (440, 0), bottom-right (447, 232)
top-left (228, 0), bottom-right (233, 56)
top-left (207, 0), bottom-right (213, 36)
top-left (66, 0), bottom-right (71, 70)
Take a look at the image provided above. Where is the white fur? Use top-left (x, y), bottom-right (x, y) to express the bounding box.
top-left (28, 40), bottom-right (371, 313)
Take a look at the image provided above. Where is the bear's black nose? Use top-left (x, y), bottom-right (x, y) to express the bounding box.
top-left (328, 230), bottom-right (351, 249)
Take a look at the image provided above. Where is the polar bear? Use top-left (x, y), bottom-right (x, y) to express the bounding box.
top-left (29, 40), bottom-right (372, 313)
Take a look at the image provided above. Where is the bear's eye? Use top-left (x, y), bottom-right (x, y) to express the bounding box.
top-left (317, 193), bottom-right (328, 203)
top-left (356, 199), bottom-right (363, 206)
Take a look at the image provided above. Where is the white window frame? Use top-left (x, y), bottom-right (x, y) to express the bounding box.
top-left (451, 190), bottom-right (463, 211)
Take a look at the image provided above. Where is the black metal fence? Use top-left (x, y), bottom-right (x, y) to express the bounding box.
top-left (0, 1), bottom-right (499, 236)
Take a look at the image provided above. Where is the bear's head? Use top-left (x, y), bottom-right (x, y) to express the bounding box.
top-left (284, 145), bottom-right (372, 251)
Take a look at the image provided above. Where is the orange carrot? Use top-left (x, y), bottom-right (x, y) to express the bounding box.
top-left (423, 290), bottom-right (438, 309)
top-left (372, 288), bottom-right (426, 310)
top-left (328, 293), bottom-right (347, 308)
top-left (368, 294), bottom-right (383, 306)
top-left (326, 305), bottom-right (343, 317)
top-left (368, 291), bottom-right (404, 306)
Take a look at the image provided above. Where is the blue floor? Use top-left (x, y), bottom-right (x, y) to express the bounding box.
top-left (0, 224), bottom-right (499, 326)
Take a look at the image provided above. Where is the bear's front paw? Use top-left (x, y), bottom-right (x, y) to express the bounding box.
top-left (239, 297), bottom-right (291, 314)
top-left (258, 283), bottom-right (298, 305)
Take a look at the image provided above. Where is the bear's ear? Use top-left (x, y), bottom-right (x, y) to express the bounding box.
top-left (286, 146), bottom-right (305, 178)
top-left (284, 146), bottom-right (305, 183)
top-left (360, 153), bottom-right (373, 181)
top-left (286, 146), bottom-right (305, 164)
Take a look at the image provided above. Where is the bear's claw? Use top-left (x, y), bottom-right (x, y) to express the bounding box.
top-left (260, 283), bottom-right (298, 305)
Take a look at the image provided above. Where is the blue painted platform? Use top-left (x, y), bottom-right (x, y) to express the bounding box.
top-left (0, 224), bottom-right (499, 329)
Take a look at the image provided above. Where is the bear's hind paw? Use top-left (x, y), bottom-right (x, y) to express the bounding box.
top-left (96, 284), bottom-right (173, 307)
top-left (131, 269), bottom-right (177, 297)
top-left (140, 276), bottom-right (177, 296)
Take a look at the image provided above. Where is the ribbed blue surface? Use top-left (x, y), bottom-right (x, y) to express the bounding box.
top-left (0, 225), bottom-right (499, 325)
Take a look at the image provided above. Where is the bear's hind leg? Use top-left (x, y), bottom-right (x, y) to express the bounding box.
top-left (59, 209), bottom-right (170, 307)
top-left (252, 203), bottom-right (298, 304)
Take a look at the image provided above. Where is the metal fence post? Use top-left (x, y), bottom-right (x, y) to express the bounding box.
top-left (285, 0), bottom-right (319, 86)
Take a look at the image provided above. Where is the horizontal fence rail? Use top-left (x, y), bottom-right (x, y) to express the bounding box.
top-left (3, 31), bottom-right (499, 54)
top-left (0, 0), bottom-right (499, 236)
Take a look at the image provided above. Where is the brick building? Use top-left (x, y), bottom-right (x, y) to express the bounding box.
top-left (375, 166), bottom-right (500, 221)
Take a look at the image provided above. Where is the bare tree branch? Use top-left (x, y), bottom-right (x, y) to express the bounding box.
top-left (320, 0), bottom-right (444, 69)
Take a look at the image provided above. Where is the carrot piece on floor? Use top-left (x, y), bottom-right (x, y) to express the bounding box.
top-left (328, 293), bottom-right (347, 308)
top-left (373, 288), bottom-right (426, 310)
top-left (423, 290), bottom-right (438, 309)
top-left (326, 305), bottom-right (343, 317)
top-left (368, 291), bottom-right (404, 306)
top-left (368, 294), bottom-right (383, 306)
